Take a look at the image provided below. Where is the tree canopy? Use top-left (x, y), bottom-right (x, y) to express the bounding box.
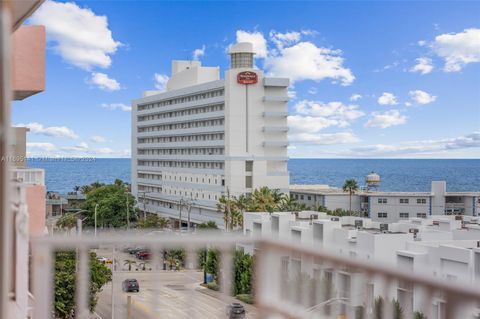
top-left (136, 214), bottom-right (169, 229)
top-left (54, 251), bottom-right (111, 318)
top-left (217, 187), bottom-right (308, 230)
top-left (80, 179), bottom-right (136, 228)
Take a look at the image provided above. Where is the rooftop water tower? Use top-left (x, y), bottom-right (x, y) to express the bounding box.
top-left (365, 171), bottom-right (380, 191)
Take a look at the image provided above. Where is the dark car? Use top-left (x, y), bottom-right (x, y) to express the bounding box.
top-left (128, 247), bottom-right (147, 255)
top-left (135, 250), bottom-right (151, 260)
top-left (226, 303), bottom-right (245, 318)
top-left (122, 279), bottom-right (139, 292)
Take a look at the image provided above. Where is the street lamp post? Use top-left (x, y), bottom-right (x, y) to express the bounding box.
top-left (137, 191), bottom-right (149, 222)
top-left (94, 204), bottom-right (98, 237)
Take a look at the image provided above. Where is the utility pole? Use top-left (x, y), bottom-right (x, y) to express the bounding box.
top-left (137, 191), bottom-right (148, 222)
top-left (94, 204), bottom-right (98, 237)
top-left (178, 199), bottom-right (183, 231)
top-left (143, 191), bottom-right (146, 222)
top-left (126, 189), bottom-right (130, 230)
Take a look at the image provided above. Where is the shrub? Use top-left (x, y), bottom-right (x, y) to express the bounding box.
top-left (236, 294), bottom-right (254, 304)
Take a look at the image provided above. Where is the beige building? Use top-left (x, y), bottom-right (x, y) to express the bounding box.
top-left (291, 181), bottom-right (480, 223)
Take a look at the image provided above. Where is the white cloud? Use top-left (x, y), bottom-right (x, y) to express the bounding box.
top-left (409, 90), bottom-right (437, 105)
top-left (27, 142), bottom-right (57, 152)
top-left (432, 28), bottom-right (480, 72)
top-left (365, 110), bottom-right (406, 129)
top-left (294, 100), bottom-right (365, 127)
top-left (289, 132), bottom-right (360, 145)
top-left (89, 72), bottom-right (120, 91)
top-left (308, 87), bottom-right (318, 95)
top-left (287, 90), bottom-right (296, 99)
top-left (348, 131), bottom-right (480, 157)
top-left (418, 40), bottom-right (427, 47)
top-left (377, 92), bottom-right (398, 105)
top-left (288, 115), bottom-right (344, 134)
top-left (15, 122), bottom-right (78, 139)
top-left (269, 30), bottom-right (301, 49)
top-left (375, 60), bottom-right (400, 72)
top-left (265, 41), bottom-right (355, 86)
top-left (90, 135), bottom-right (107, 143)
top-left (62, 142), bottom-right (89, 152)
top-left (410, 57), bottom-right (433, 74)
top-left (350, 94), bottom-right (362, 101)
top-left (193, 45), bottom-right (205, 60)
top-left (100, 103), bottom-right (131, 112)
top-left (154, 73), bottom-right (169, 91)
top-left (235, 30), bottom-right (268, 58)
top-left (29, 0), bottom-right (121, 70)
top-left (288, 100), bottom-right (364, 145)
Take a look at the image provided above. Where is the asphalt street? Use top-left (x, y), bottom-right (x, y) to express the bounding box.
top-left (93, 247), bottom-right (257, 319)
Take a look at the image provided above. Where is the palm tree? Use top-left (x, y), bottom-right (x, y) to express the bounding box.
top-left (342, 179), bottom-right (359, 213)
top-left (217, 194), bottom-right (238, 230)
top-left (123, 259), bottom-right (136, 271)
top-left (230, 210), bottom-right (243, 229)
top-left (167, 256), bottom-right (177, 270)
top-left (73, 185), bottom-right (80, 194)
top-left (137, 261), bottom-right (150, 271)
top-left (56, 213), bottom-right (77, 232)
top-left (80, 185), bottom-right (91, 195)
top-left (271, 188), bottom-right (285, 207)
top-left (251, 187), bottom-right (276, 212)
top-left (280, 195), bottom-right (298, 212)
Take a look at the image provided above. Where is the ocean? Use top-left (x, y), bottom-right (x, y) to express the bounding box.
top-left (26, 158), bottom-right (480, 193)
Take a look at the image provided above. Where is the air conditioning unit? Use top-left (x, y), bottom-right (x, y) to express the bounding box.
top-left (455, 215), bottom-right (463, 221)
top-left (331, 217), bottom-right (339, 221)
top-left (409, 228), bottom-right (419, 234)
top-left (380, 223), bottom-right (389, 232)
top-left (355, 220), bottom-right (363, 228)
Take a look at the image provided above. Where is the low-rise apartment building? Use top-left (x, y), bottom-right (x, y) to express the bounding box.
top-left (242, 211), bottom-right (480, 318)
top-left (291, 181), bottom-right (480, 222)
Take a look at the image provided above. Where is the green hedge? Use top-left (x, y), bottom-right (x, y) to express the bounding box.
top-left (236, 294), bottom-right (254, 304)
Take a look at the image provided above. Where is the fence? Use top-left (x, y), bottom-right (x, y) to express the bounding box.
top-left (31, 233), bottom-right (480, 319)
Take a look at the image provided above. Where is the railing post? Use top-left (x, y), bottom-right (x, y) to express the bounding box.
top-left (0, 2), bottom-right (12, 318)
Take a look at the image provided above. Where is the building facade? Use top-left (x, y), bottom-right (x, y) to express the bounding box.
top-left (291, 181), bottom-right (480, 223)
top-left (242, 211), bottom-right (480, 318)
top-left (132, 42), bottom-right (290, 227)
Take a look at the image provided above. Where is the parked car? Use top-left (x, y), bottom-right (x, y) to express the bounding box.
top-left (135, 250), bottom-right (151, 260)
top-left (226, 303), bottom-right (245, 318)
top-left (122, 279), bottom-right (139, 292)
top-left (128, 247), bottom-right (147, 255)
top-left (96, 256), bottom-right (112, 264)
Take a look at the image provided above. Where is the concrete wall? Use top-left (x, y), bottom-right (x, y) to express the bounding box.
top-left (26, 185), bottom-right (46, 236)
top-left (12, 25), bottom-right (45, 100)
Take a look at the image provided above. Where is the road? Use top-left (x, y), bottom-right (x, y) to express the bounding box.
top-left (94, 246), bottom-right (257, 319)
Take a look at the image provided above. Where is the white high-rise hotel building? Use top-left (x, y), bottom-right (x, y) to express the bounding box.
top-left (132, 43), bottom-right (289, 227)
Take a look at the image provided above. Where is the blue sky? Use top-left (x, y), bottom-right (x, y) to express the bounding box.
top-left (14, 1), bottom-right (480, 158)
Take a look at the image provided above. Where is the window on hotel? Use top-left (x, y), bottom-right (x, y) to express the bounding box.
top-left (307, 196), bottom-right (311, 201)
top-left (245, 176), bottom-right (252, 188)
top-left (378, 198), bottom-right (387, 204)
top-left (417, 213), bottom-right (427, 218)
top-left (399, 213), bottom-right (409, 219)
top-left (300, 195), bottom-right (304, 200)
top-left (417, 198), bottom-right (427, 204)
top-left (400, 198), bottom-right (410, 204)
top-left (378, 213), bottom-right (388, 218)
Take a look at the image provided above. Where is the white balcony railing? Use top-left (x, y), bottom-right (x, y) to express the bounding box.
top-left (30, 233), bottom-right (480, 319)
top-left (10, 168), bottom-right (45, 186)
